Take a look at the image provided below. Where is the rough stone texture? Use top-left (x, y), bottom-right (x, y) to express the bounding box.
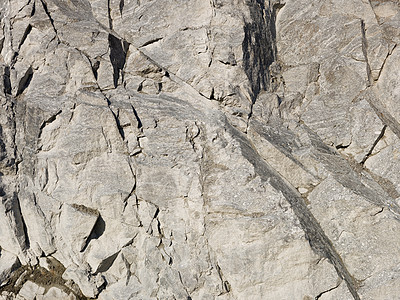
top-left (0, 0), bottom-right (400, 299)
top-left (0, 250), bottom-right (20, 287)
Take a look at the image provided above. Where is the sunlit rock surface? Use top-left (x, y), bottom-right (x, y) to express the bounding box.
top-left (1, 0), bottom-right (400, 299)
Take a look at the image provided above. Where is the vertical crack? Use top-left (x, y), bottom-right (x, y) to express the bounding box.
top-left (108, 34), bottom-right (129, 88)
top-left (242, 2), bottom-right (276, 102)
top-left (0, 36), bottom-right (4, 55)
top-left (361, 20), bottom-right (372, 85)
top-left (243, 2), bottom-right (285, 133)
top-left (3, 66), bottom-right (11, 95)
top-left (108, 105), bottom-right (125, 140)
top-left (91, 60), bottom-right (100, 80)
top-left (39, 0), bottom-right (60, 42)
top-left (31, 0), bottom-right (36, 16)
top-left (13, 193), bottom-right (30, 250)
top-left (107, 0), bottom-right (113, 30)
top-left (215, 263), bottom-right (231, 295)
top-left (119, 0), bottom-right (124, 16)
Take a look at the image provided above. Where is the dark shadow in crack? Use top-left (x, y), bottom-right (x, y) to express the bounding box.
top-left (80, 214), bottom-right (106, 252)
top-left (109, 34), bottom-right (129, 88)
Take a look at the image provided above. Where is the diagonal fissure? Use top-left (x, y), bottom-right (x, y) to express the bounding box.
top-left (227, 123), bottom-right (361, 300)
top-left (361, 125), bottom-right (387, 165)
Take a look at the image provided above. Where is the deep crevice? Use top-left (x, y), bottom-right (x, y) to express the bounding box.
top-left (0, 37), bottom-right (4, 55)
top-left (119, 0), bottom-right (124, 15)
top-left (94, 251), bottom-right (120, 274)
top-left (242, 1), bottom-right (277, 103)
top-left (91, 60), bottom-right (100, 80)
top-left (80, 215), bottom-right (106, 253)
top-left (31, 1), bottom-right (36, 16)
top-left (108, 34), bottom-right (129, 88)
top-left (16, 66), bottom-right (33, 96)
top-left (3, 66), bottom-right (11, 95)
top-left (18, 24), bottom-right (32, 50)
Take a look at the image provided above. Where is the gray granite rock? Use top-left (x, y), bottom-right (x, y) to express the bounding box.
top-left (0, 0), bottom-right (400, 299)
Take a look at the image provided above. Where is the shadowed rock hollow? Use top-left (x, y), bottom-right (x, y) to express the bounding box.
top-left (1, 0), bottom-right (400, 299)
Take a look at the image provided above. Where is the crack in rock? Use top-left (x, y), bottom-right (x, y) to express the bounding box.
top-left (315, 281), bottom-right (341, 299)
top-left (361, 125), bottom-right (387, 165)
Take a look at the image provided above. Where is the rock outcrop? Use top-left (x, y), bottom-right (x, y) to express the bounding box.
top-left (1, 0), bottom-right (400, 299)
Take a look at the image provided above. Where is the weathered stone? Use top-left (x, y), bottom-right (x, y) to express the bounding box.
top-left (37, 287), bottom-right (76, 300)
top-left (17, 281), bottom-right (45, 300)
top-left (58, 203), bottom-right (100, 253)
top-left (62, 265), bottom-right (104, 298)
top-left (309, 176), bottom-right (400, 299)
top-left (0, 0), bottom-right (400, 299)
top-left (0, 251), bottom-right (20, 287)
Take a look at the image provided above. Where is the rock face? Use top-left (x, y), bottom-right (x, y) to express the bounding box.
top-left (0, 0), bottom-right (400, 299)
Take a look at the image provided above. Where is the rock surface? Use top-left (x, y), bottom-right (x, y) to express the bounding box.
top-left (0, 0), bottom-right (400, 299)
